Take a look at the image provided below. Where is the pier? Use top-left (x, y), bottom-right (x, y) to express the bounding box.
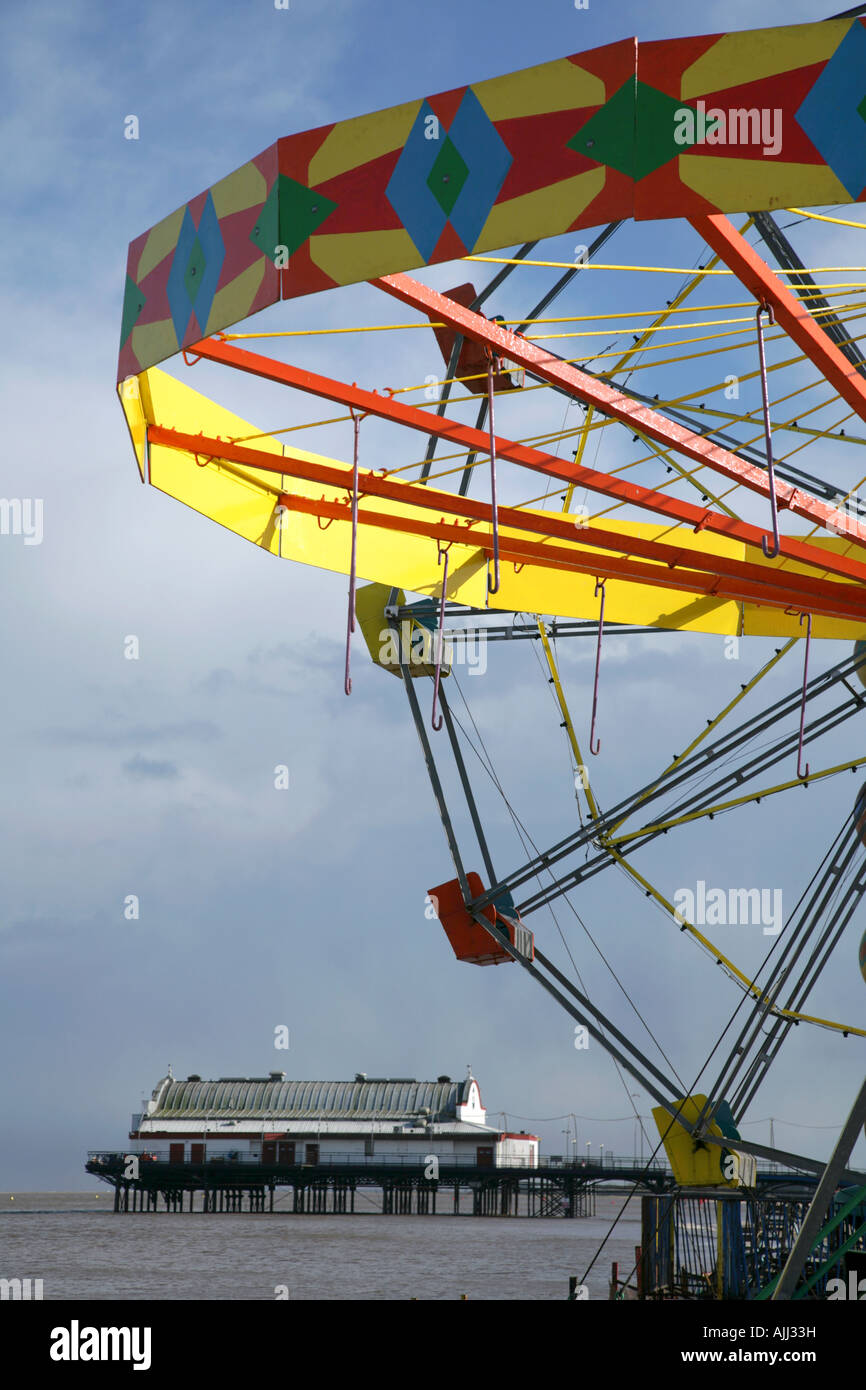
top-left (87, 1152), bottom-right (698, 1216)
top-left (87, 1151), bottom-right (813, 1217)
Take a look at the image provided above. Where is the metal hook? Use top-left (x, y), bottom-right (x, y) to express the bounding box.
top-left (486, 353), bottom-right (501, 597)
top-left (344, 409), bottom-right (361, 696)
top-left (796, 611), bottom-right (812, 781)
top-left (589, 578), bottom-right (605, 755)
top-left (432, 545), bottom-right (450, 731)
top-left (756, 303), bottom-right (781, 559)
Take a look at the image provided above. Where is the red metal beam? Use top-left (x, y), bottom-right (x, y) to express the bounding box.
top-left (187, 335), bottom-right (866, 589)
top-left (147, 424), bottom-right (866, 625)
top-left (691, 213), bottom-right (866, 430)
top-left (374, 272), bottom-right (866, 550)
top-left (278, 492), bottom-right (866, 626)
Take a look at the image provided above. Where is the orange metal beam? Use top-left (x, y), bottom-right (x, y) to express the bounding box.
top-left (187, 335), bottom-right (866, 589)
top-left (277, 491), bottom-right (866, 626)
top-left (148, 424), bottom-right (866, 624)
top-left (691, 213), bottom-right (866, 435)
top-left (375, 272), bottom-right (866, 550)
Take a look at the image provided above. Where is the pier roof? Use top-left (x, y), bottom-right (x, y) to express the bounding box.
top-left (146, 1075), bottom-right (475, 1121)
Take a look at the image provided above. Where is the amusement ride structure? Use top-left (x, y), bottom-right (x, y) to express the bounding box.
top-left (116, 14), bottom-right (866, 1296)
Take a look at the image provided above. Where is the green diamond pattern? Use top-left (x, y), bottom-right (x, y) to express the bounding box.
top-left (568, 80), bottom-right (636, 177)
top-left (426, 137), bottom-right (469, 216)
top-left (250, 175), bottom-right (338, 263)
top-left (120, 272), bottom-right (146, 348)
top-left (279, 176), bottom-right (337, 258)
top-left (183, 237), bottom-right (206, 303)
top-left (635, 82), bottom-right (701, 181)
top-left (858, 93), bottom-right (866, 125)
top-left (569, 79), bottom-right (700, 183)
top-left (250, 180), bottom-right (280, 260)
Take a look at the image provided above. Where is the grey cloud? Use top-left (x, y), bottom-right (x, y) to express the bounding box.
top-left (122, 754), bottom-right (181, 780)
top-left (46, 720), bottom-right (220, 747)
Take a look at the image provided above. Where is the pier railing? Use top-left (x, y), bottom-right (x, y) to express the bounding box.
top-left (87, 1149), bottom-right (669, 1173)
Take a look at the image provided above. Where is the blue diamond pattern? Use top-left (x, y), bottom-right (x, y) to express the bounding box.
top-left (796, 22), bottom-right (866, 199)
top-left (386, 89), bottom-right (513, 262)
top-left (386, 102), bottom-right (449, 261)
top-left (166, 192), bottom-right (226, 346)
top-left (447, 90), bottom-right (513, 250)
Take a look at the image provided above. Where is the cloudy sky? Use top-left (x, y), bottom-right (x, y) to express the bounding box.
top-left (1, 0), bottom-right (865, 1189)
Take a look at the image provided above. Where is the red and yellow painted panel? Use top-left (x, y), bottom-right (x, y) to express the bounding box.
top-left (118, 144), bottom-right (281, 381)
top-left (635, 18), bottom-right (866, 220)
top-left (118, 17), bottom-right (866, 379)
top-left (277, 37), bottom-right (635, 301)
top-left (117, 38), bottom-right (635, 378)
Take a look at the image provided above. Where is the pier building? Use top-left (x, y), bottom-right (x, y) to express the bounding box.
top-left (125, 1068), bottom-right (539, 1169)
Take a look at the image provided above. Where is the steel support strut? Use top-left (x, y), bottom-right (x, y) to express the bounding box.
top-left (514, 690), bottom-right (865, 919)
top-left (394, 621), bottom-right (470, 903)
top-left (420, 239), bottom-right (539, 483)
top-left (703, 817), bottom-right (866, 1121)
top-left (394, 642), bottom-right (863, 1152)
top-left (771, 1077), bottom-right (866, 1299)
top-left (750, 209), bottom-right (866, 378)
top-left (469, 649), bottom-right (865, 915)
top-left (698, 1131), bottom-right (866, 1188)
top-left (692, 213), bottom-right (866, 431)
top-left (396, 635), bottom-right (683, 1110)
top-left (456, 221), bottom-right (623, 497)
top-left (400, 659), bottom-right (861, 1146)
top-left (437, 684), bottom-right (497, 886)
top-left (373, 273), bottom-right (866, 548)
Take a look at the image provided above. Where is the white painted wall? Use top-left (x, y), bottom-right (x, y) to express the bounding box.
top-left (496, 1137), bottom-right (539, 1168)
top-left (456, 1080), bottom-right (487, 1125)
top-left (131, 1132), bottom-right (526, 1165)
